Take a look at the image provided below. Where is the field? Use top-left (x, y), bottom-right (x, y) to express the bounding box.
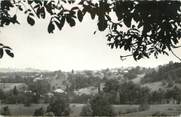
top-left (125, 104), bottom-right (181, 116)
top-left (0, 104), bottom-right (181, 116)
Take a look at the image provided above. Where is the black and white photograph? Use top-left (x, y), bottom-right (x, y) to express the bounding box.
top-left (0, 0), bottom-right (181, 116)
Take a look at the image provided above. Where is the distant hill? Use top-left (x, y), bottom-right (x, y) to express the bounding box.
top-left (0, 68), bottom-right (49, 73)
top-left (141, 62), bottom-right (181, 87)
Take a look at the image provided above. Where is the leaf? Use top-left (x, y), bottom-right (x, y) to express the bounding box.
top-left (3, 46), bottom-right (12, 50)
top-left (124, 15), bottom-right (132, 27)
top-left (133, 13), bottom-right (140, 23)
top-left (5, 20), bottom-right (10, 25)
top-left (137, 21), bottom-right (143, 29)
top-left (163, 51), bottom-right (169, 56)
top-left (82, 7), bottom-right (87, 16)
top-left (97, 16), bottom-right (107, 31)
top-left (36, 7), bottom-right (45, 19)
top-left (172, 38), bottom-right (179, 44)
top-left (40, 7), bottom-right (46, 19)
top-left (68, 0), bottom-right (74, 4)
top-left (24, 9), bottom-right (31, 14)
top-left (108, 43), bottom-right (114, 49)
top-left (1, 1), bottom-right (13, 10)
top-left (5, 49), bottom-right (14, 58)
top-left (29, 13), bottom-right (34, 16)
top-left (110, 43), bottom-right (114, 49)
top-left (34, 4), bottom-right (40, 9)
top-left (45, 2), bottom-right (53, 15)
top-left (48, 21), bottom-right (55, 33)
top-left (66, 17), bottom-right (75, 27)
top-left (34, 0), bottom-right (42, 5)
top-left (11, 15), bottom-right (20, 24)
top-left (55, 17), bottom-right (65, 30)
top-left (28, 0), bottom-right (33, 4)
top-left (77, 10), bottom-right (83, 22)
top-left (90, 9), bottom-right (96, 19)
top-left (79, 0), bottom-right (84, 5)
top-left (71, 7), bottom-right (79, 11)
top-left (27, 15), bottom-right (35, 26)
top-left (61, 0), bottom-right (67, 3)
top-left (37, 7), bottom-right (41, 18)
top-left (143, 52), bottom-right (149, 58)
top-left (0, 48), bottom-right (3, 58)
top-left (124, 44), bottom-right (129, 50)
top-left (93, 31), bottom-right (96, 35)
top-left (138, 54), bottom-right (143, 60)
top-left (18, 6), bottom-right (23, 11)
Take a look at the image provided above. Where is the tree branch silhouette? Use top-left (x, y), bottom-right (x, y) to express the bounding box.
top-left (120, 54), bottom-right (133, 61)
top-left (170, 49), bottom-right (181, 61)
top-left (0, 0), bottom-right (181, 61)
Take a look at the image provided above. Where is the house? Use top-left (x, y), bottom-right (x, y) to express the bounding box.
top-left (54, 88), bottom-right (65, 94)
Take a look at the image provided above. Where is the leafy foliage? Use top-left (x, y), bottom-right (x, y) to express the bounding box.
top-left (0, 89), bottom-right (5, 100)
top-left (101, 78), bottom-right (181, 104)
top-left (142, 61), bottom-right (181, 83)
top-left (103, 79), bottom-right (120, 93)
top-left (0, 0), bottom-right (181, 60)
top-left (0, 43), bottom-right (14, 58)
top-left (1, 106), bottom-right (11, 115)
top-left (123, 66), bottom-right (145, 79)
top-left (13, 86), bottom-right (18, 96)
top-left (27, 14), bottom-right (35, 26)
top-left (90, 93), bottom-right (114, 116)
top-left (33, 107), bottom-right (44, 116)
top-left (46, 94), bottom-right (70, 116)
top-left (118, 81), bottom-right (150, 104)
top-left (107, 1), bottom-right (181, 60)
top-left (67, 72), bottom-right (101, 90)
top-left (80, 103), bottom-right (93, 116)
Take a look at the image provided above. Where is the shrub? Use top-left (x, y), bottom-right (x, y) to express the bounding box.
top-left (46, 94), bottom-right (70, 116)
top-left (1, 106), bottom-right (11, 115)
top-left (138, 103), bottom-right (150, 111)
top-left (24, 99), bottom-right (31, 107)
top-left (33, 107), bottom-right (44, 116)
top-left (90, 93), bottom-right (114, 116)
top-left (0, 89), bottom-right (5, 100)
top-left (80, 104), bottom-right (93, 116)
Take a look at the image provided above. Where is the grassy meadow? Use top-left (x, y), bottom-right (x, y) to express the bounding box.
top-left (0, 104), bottom-right (181, 116)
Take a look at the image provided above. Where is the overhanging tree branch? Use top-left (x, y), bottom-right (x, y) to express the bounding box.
top-left (0, 0), bottom-right (181, 61)
top-left (170, 49), bottom-right (181, 61)
top-left (172, 45), bottom-right (181, 48)
top-left (120, 54), bottom-right (133, 61)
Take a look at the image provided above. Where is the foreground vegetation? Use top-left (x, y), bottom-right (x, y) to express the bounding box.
top-left (0, 103), bottom-right (181, 116)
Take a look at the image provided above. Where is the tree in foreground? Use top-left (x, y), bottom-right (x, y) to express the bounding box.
top-left (46, 94), bottom-right (70, 116)
top-left (89, 93), bottom-right (114, 116)
top-left (80, 103), bottom-right (93, 116)
top-left (33, 107), bottom-right (44, 116)
top-left (1, 106), bottom-right (11, 116)
top-left (80, 93), bottom-right (114, 116)
top-left (0, 0), bottom-right (181, 61)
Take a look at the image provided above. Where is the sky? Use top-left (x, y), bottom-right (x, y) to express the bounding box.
top-left (0, 12), bottom-right (181, 71)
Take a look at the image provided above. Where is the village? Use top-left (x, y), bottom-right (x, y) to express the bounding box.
top-left (0, 62), bottom-right (181, 116)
